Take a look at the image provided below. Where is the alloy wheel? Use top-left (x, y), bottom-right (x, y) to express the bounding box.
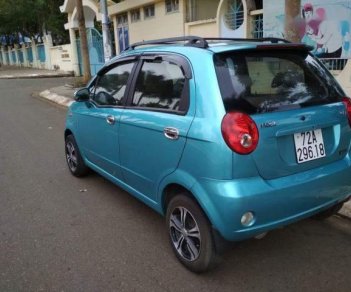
top-left (66, 141), bottom-right (78, 172)
top-left (169, 206), bottom-right (201, 262)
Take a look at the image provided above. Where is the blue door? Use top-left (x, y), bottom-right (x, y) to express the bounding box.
top-left (75, 60), bottom-right (137, 178)
top-left (76, 28), bottom-right (105, 76)
top-left (119, 55), bottom-right (194, 202)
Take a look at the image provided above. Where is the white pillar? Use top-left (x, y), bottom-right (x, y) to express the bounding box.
top-left (8, 47), bottom-right (14, 65)
top-left (44, 34), bottom-right (53, 70)
top-left (1, 47), bottom-right (7, 65)
top-left (22, 44), bottom-right (29, 67)
top-left (14, 44), bottom-right (20, 66)
top-left (31, 39), bottom-right (40, 68)
top-left (69, 28), bottom-right (80, 76)
top-left (112, 15), bottom-right (119, 55)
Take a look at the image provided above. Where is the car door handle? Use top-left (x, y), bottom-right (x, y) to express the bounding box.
top-left (164, 127), bottom-right (179, 140)
top-left (106, 115), bottom-right (115, 125)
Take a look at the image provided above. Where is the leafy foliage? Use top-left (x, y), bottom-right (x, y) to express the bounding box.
top-left (0, 0), bottom-right (68, 46)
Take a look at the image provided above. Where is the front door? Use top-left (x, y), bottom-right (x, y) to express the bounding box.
top-left (75, 60), bottom-right (136, 179)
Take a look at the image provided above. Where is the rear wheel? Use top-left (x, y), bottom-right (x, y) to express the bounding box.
top-left (65, 134), bottom-right (89, 177)
top-left (166, 194), bottom-right (217, 273)
top-left (312, 202), bottom-right (344, 220)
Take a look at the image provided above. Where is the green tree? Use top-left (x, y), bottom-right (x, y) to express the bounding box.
top-left (0, 0), bottom-right (68, 45)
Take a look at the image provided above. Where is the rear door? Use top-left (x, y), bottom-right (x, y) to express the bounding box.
top-left (214, 50), bottom-right (351, 179)
top-left (119, 54), bottom-right (194, 201)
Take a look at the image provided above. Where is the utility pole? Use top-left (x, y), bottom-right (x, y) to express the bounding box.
top-left (284, 0), bottom-right (301, 42)
top-left (100, 0), bottom-right (113, 62)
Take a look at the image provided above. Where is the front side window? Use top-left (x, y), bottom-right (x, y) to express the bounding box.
top-left (144, 5), bottom-right (155, 19)
top-left (214, 51), bottom-right (344, 114)
top-left (166, 0), bottom-right (179, 13)
top-left (131, 59), bottom-right (186, 112)
top-left (93, 62), bottom-right (135, 106)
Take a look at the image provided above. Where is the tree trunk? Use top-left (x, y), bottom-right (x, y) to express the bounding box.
top-left (76, 0), bottom-right (91, 82)
top-left (285, 0), bottom-right (301, 42)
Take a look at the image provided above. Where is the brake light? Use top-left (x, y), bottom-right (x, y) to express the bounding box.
top-left (221, 112), bottom-right (259, 154)
top-left (342, 97), bottom-right (351, 126)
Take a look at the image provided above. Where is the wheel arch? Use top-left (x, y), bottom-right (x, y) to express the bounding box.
top-left (161, 182), bottom-right (214, 227)
top-left (158, 170), bottom-right (223, 237)
top-left (162, 183), bottom-right (195, 214)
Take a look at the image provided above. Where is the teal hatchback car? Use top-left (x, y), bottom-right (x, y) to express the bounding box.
top-left (65, 36), bottom-right (351, 272)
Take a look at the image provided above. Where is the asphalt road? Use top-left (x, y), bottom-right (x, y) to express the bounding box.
top-left (0, 78), bottom-right (351, 292)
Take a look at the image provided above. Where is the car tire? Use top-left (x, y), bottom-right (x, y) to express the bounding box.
top-left (166, 193), bottom-right (217, 273)
top-left (65, 134), bottom-right (89, 177)
top-left (311, 202), bottom-right (344, 220)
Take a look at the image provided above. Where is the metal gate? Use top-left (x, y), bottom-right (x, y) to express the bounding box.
top-left (76, 28), bottom-right (105, 76)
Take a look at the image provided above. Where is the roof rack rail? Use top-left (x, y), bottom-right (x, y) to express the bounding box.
top-left (203, 37), bottom-right (291, 44)
top-left (123, 36), bottom-right (292, 52)
top-left (124, 36), bottom-right (209, 51)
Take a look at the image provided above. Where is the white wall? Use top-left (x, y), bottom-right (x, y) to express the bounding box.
top-left (49, 44), bottom-right (75, 72)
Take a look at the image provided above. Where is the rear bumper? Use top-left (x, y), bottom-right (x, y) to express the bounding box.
top-left (191, 156), bottom-right (351, 241)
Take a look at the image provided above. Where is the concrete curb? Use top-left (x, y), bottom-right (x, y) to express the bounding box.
top-left (39, 90), bottom-right (74, 107)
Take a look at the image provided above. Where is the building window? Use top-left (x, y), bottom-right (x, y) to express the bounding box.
top-left (252, 13), bottom-right (263, 38)
top-left (186, 0), bottom-right (220, 22)
top-left (254, 0), bottom-right (263, 9)
top-left (117, 13), bottom-right (128, 26)
top-left (144, 5), bottom-right (155, 19)
top-left (131, 9), bottom-right (140, 22)
top-left (225, 0), bottom-right (244, 30)
top-left (166, 0), bottom-right (179, 13)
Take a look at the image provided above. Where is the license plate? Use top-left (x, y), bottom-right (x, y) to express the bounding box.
top-left (294, 129), bottom-right (326, 164)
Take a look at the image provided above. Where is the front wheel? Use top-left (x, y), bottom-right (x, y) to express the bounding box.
top-left (65, 134), bottom-right (89, 177)
top-left (166, 194), bottom-right (217, 273)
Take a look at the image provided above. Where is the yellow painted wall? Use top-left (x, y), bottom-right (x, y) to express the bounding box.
top-left (185, 20), bottom-right (217, 37)
top-left (128, 1), bottom-right (185, 44)
top-left (335, 60), bottom-right (351, 96)
top-left (110, 0), bottom-right (186, 52)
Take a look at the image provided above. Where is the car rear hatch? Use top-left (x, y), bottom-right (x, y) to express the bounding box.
top-left (214, 47), bottom-right (351, 180)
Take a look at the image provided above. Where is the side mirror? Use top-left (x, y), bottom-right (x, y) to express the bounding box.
top-left (74, 88), bottom-right (90, 102)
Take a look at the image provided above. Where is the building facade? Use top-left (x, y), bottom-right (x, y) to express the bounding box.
top-left (3, 0), bottom-right (351, 93)
top-left (108, 0), bottom-right (264, 53)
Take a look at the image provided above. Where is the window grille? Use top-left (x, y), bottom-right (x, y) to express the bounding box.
top-left (166, 0), bottom-right (179, 13)
top-left (144, 5), bottom-right (155, 19)
top-left (225, 0), bottom-right (244, 30)
top-left (252, 14), bottom-right (263, 38)
top-left (117, 13), bottom-right (128, 26)
top-left (131, 9), bottom-right (140, 22)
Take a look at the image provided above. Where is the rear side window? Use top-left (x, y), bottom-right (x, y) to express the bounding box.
top-left (214, 51), bottom-right (344, 114)
top-left (131, 59), bottom-right (186, 112)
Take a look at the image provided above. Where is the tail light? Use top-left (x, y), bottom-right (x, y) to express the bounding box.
top-left (342, 97), bottom-right (351, 126)
top-left (221, 112), bottom-right (259, 154)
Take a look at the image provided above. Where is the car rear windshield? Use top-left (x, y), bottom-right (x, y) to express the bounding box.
top-left (214, 50), bottom-right (344, 114)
